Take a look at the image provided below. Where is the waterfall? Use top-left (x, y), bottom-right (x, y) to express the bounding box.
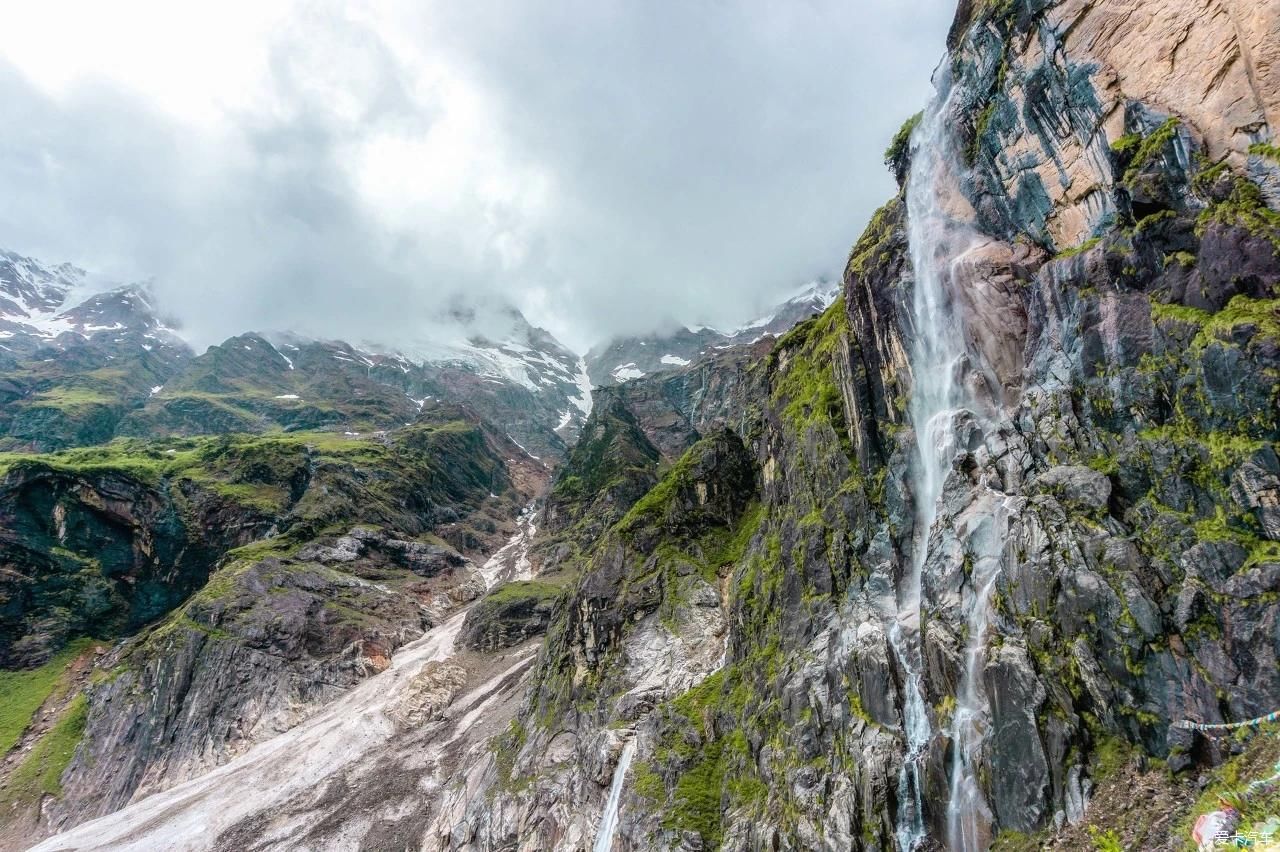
top-left (946, 498), bottom-right (1013, 851)
top-left (593, 739), bottom-right (637, 852)
top-left (893, 61), bottom-right (1004, 851)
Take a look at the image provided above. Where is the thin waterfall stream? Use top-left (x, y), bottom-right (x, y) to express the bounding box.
top-left (946, 496), bottom-right (1015, 851)
top-left (593, 739), bottom-right (637, 852)
top-left (890, 70), bottom-right (969, 851)
top-left (894, 63), bottom-right (1007, 852)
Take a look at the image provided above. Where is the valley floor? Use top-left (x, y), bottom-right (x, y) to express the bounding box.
top-left (26, 517), bottom-right (541, 852)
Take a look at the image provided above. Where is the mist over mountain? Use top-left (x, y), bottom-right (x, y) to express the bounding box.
top-left (0, 2), bottom-right (953, 352)
top-left (2, 1), bottom-right (1279, 851)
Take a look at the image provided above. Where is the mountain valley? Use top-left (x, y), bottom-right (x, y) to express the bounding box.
top-left (2, 0), bottom-right (1279, 850)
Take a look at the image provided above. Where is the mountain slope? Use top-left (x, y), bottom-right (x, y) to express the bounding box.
top-left (585, 280), bottom-right (838, 387)
top-left (0, 251), bottom-right (591, 459)
top-left (0, 253), bottom-right (192, 452)
top-left (5, 0), bottom-right (1280, 849)
top-left (427, 0), bottom-right (1280, 848)
top-left (0, 403), bottom-right (548, 847)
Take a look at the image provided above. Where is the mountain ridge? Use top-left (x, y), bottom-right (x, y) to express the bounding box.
top-left (2, 0), bottom-right (1279, 849)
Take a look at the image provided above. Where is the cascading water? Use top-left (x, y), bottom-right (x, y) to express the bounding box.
top-left (946, 497), bottom-right (1015, 851)
top-left (893, 63), bottom-right (1004, 851)
top-left (593, 738), bottom-right (637, 852)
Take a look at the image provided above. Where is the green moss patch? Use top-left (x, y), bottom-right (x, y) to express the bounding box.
top-left (846, 200), bottom-right (901, 279)
top-left (884, 112), bottom-right (922, 174)
top-left (1196, 174), bottom-right (1280, 253)
top-left (1121, 117), bottom-right (1181, 186)
top-left (1, 692), bottom-right (88, 806)
top-left (1149, 296), bottom-right (1280, 350)
top-left (28, 387), bottom-right (116, 412)
top-left (0, 639), bottom-right (96, 758)
top-left (1249, 142), bottom-right (1280, 164)
top-left (769, 297), bottom-right (852, 444)
top-left (1055, 237), bottom-right (1101, 260)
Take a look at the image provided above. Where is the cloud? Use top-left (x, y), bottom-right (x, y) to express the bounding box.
top-left (0, 0), bottom-right (955, 353)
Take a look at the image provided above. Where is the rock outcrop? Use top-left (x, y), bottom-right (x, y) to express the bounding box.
top-left (0, 409), bottom-right (546, 845)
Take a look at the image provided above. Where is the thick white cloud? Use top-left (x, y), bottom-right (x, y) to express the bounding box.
top-left (0, 0), bottom-right (955, 352)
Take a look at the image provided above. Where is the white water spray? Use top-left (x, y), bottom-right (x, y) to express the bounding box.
top-left (889, 68), bottom-right (974, 851)
top-left (893, 60), bottom-right (1013, 851)
top-left (946, 498), bottom-right (1014, 851)
top-left (593, 738), bottom-right (637, 852)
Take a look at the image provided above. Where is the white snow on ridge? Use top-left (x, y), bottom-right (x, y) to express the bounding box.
top-left (265, 339), bottom-right (296, 370)
top-left (611, 363), bottom-right (645, 382)
top-left (571, 357), bottom-right (593, 416)
top-left (680, 280), bottom-right (841, 340)
top-left (660, 354), bottom-right (691, 366)
top-left (274, 394), bottom-right (300, 400)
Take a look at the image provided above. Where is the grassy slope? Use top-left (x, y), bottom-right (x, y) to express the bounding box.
top-left (0, 640), bottom-right (96, 758)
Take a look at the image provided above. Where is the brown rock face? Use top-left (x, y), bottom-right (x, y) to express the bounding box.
top-left (1049, 0), bottom-right (1279, 160)
top-left (965, 0), bottom-right (1280, 249)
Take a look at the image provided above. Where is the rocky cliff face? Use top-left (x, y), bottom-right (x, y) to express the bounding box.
top-left (425, 0), bottom-right (1280, 849)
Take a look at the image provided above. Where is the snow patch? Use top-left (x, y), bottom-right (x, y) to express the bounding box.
top-left (660, 354), bottom-right (691, 366)
top-left (571, 357), bottom-right (593, 416)
top-left (611, 363), bottom-right (645, 382)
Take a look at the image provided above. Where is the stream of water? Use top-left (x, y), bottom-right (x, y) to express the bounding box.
top-left (891, 67), bottom-right (971, 851)
top-left (894, 62), bottom-right (1007, 851)
top-left (593, 738), bottom-right (637, 852)
top-left (946, 497), bottom-right (1014, 851)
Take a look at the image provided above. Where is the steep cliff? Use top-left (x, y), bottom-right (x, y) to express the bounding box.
top-left (428, 0), bottom-right (1280, 849)
top-left (0, 407), bottom-right (547, 847)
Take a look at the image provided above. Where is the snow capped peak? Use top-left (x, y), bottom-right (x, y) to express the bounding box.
top-left (0, 251), bottom-right (186, 355)
top-left (589, 278), bottom-right (842, 387)
top-left (0, 249), bottom-right (86, 317)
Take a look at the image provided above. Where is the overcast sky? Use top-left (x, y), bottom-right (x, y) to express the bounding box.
top-left (0, 1), bottom-right (954, 353)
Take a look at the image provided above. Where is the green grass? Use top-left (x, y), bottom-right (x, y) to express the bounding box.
top-left (1087, 826), bottom-right (1125, 852)
top-left (28, 387), bottom-right (115, 411)
top-left (0, 429), bottom-right (393, 491)
top-left (1121, 117), bottom-right (1180, 185)
top-left (480, 579), bottom-right (570, 607)
top-left (1, 693), bottom-right (88, 805)
top-left (200, 481), bottom-right (291, 511)
top-left (667, 739), bottom-right (727, 846)
top-left (846, 199), bottom-right (901, 279)
top-left (1111, 132), bottom-right (1142, 156)
top-left (1055, 236), bottom-right (1101, 260)
top-left (770, 297), bottom-right (851, 440)
top-left (1249, 142), bottom-right (1280, 163)
top-left (0, 639), bottom-right (95, 758)
top-left (884, 111), bottom-right (922, 171)
top-left (1197, 174), bottom-right (1280, 252)
top-left (1149, 296), bottom-right (1280, 349)
top-left (1090, 736), bottom-right (1134, 782)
